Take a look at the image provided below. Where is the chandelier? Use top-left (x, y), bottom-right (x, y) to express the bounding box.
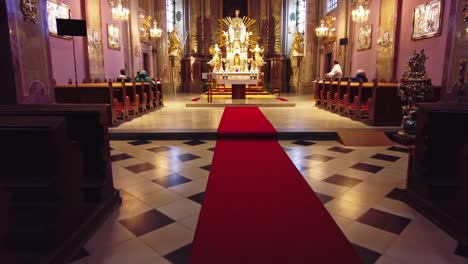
top-left (351, 0), bottom-right (370, 23)
top-left (150, 20), bottom-right (162, 38)
top-left (315, 20), bottom-right (329, 39)
top-left (111, 0), bottom-right (129, 21)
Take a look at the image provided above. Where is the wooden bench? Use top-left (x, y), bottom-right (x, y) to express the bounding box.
top-left (0, 116), bottom-right (83, 262)
top-left (55, 81), bottom-right (161, 125)
top-left (0, 105), bottom-right (121, 263)
top-left (314, 80), bottom-right (402, 126)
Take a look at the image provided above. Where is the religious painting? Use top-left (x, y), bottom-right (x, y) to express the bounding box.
top-left (357, 24), bottom-right (372, 51)
top-left (411, 1), bottom-right (443, 40)
top-left (47, 0), bottom-right (71, 38)
top-left (107, 24), bottom-right (120, 50)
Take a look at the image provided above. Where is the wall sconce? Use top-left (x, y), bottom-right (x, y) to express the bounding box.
top-left (315, 20), bottom-right (330, 40)
top-left (377, 31), bottom-right (392, 47)
top-left (109, 0), bottom-right (129, 21)
top-left (352, 0), bottom-right (371, 23)
top-left (150, 20), bottom-right (162, 38)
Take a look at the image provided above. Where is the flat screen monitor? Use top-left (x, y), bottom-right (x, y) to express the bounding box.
top-left (56, 19), bottom-right (87, 37)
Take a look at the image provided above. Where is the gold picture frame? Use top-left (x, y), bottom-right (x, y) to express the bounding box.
top-left (47, 0), bottom-right (71, 39)
top-left (357, 24), bottom-right (372, 51)
top-left (411, 1), bottom-right (443, 40)
top-left (107, 24), bottom-right (121, 50)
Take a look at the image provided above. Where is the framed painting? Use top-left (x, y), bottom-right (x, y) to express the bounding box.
top-left (107, 24), bottom-right (120, 50)
top-left (47, 0), bottom-right (71, 38)
top-left (411, 1), bottom-right (443, 40)
top-left (357, 24), bottom-right (372, 51)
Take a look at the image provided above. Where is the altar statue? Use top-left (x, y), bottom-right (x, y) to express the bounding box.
top-left (250, 44), bottom-right (264, 71)
top-left (168, 29), bottom-right (182, 57)
top-left (208, 44), bottom-right (222, 71)
top-left (290, 31), bottom-right (304, 57)
top-left (228, 9), bottom-right (247, 44)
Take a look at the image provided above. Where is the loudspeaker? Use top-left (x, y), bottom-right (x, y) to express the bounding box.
top-left (339, 38), bottom-right (348, 46)
top-left (56, 19), bottom-right (87, 37)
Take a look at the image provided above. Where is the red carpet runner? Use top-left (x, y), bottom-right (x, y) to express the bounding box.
top-left (191, 107), bottom-right (360, 263)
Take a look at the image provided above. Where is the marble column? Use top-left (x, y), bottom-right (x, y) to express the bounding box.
top-left (85, 0), bottom-right (105, 81)
top-left (301, 0), bottom-right (320, 94)
top-left (1, 0), bottom-right (55, 104)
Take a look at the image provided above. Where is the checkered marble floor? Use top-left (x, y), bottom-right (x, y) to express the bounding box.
top-left (70, 139), bottom-right (468, 264)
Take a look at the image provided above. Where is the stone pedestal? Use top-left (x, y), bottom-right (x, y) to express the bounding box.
top-left (169, 55), bottom-right (182, 96)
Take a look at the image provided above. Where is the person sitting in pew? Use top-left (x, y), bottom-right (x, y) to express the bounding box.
top-left (351, 69), bottom-right (368, 82)
top-left (116, 69), bottom-right (131, 82)
top-left (325, 60), bottom-right (342, 79)
top-left (135, 70), bottom-right (156, 88)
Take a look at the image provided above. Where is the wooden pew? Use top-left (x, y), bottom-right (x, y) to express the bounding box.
top-left (314, 80), bottom-right (402, 126)
top-left (0, 104), bottom-right (121, 262)
top-left (0, 116), bottom-right (83, 263)
top-left (55, 82), bottom-right (158, 125)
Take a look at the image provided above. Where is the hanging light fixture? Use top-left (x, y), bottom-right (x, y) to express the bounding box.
top-left (111, 0), bottom-right (129, 21)
top-left (315, 20), bottom-right (330, 39)
top-left (351, 0), bottom-right (370, 23)
top-left (150, 20), bottom-right (162, 38)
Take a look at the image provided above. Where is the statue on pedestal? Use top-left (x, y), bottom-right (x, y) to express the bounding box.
top-left (250, 44), bottom-right (264, 71)
top-left (208, 44), bottom-right (222, 72)
top-left (398, 49), bottom-right (434, 141)
top-left (168, 29), bottom-right (182, 57)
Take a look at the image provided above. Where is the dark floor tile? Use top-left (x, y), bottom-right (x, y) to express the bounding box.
top-left (292, 140), bottom-right (316, 146)
top-left (188, 192), bottom-right (205, 205)
top-left (183, 139), bottom-right (207, 146)
top-left (200, 164), bottom-right (211, 171)
top-left (173, 153), bottom-right (202, 162)
top-left (351, 163), bottom-right (384, 173)
top-left (371, 153), bottom-right (400, 162)
top-left (385, 188), bottom-right (406, 202)
top-left (125, 162), bottom-right (157, 174)
top-left (351, 243), bottom-right (382, 264)
top-left (328, 146), bottom-right (354, 153)
top-left (387, 146), bottom-right (409, 153)
top-left (305, 154), bottom-right (335, 162)
top-left (207, 147), bottom-right (216, 152)
top-left (111, 153), bottom-right (133, 162)
top-left (152, 173), bottom-right (192, 188)
top-left (69, 248), bottom-right (90, 262)
top-left (357, 208), bottom-right (412, 235)
top-left (455, 243), bottom-right (468, 258)
top-left (147, 146), bottom-right (173, 153)
top-left (323, 174), bottom-right (363, 187)
top-left (314, 192), bottom-right (334, 204)
top-left (128, 140), bottom-right (152, 146)
top-left (119, 210), bottom-right (175, 237)
top-left (164, 244), bottom-right (192, 264)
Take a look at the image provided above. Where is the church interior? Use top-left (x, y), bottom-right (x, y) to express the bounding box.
top-left (1, 0), bottom-right (468, 263)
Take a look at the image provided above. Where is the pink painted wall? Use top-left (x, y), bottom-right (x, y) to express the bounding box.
top-left (49, 0), bottom-right (86, 84)
top-left (396, 0), bottom-right (452, 86)
top-left (100, 0), bottom-right (125, 81)
top-left (350, 0), bottom-right (380, 81)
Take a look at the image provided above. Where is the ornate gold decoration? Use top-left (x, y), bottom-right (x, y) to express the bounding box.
top-left (377, 31), bottom-right (392, 47)
top-left (21, 0), bottom-right (39, 24)
top-left (168, 29), bottom-right (182, 57)
top-left (411, 1), bottom-right (442, 40)
top-left (290, 31), bottom-right (304, 57)
top-left (357, 24), bottom-right (372, 50)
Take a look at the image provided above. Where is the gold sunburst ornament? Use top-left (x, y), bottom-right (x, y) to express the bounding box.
top-left (21, 0), bottom-right (39, 24)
